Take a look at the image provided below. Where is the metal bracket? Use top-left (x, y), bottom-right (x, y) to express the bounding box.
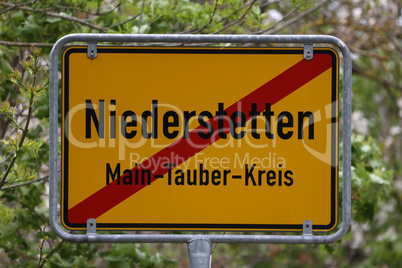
top-left (87, 218), bottom-right (97, 234)
top-left (303, 43), bottom-right (314, 60)
top-left (87, 42), bottom-right (97, 59)
top-left (188, 238), bottom-right (212, 268)
top-left (303, 220), bottom-right (313, 235)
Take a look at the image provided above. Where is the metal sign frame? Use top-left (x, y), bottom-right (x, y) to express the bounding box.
top-left (49, 34), bottom-right (351, 244)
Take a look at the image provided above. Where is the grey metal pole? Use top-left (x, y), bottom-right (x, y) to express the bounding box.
top-left (187, 238), bottom-right (212, 268)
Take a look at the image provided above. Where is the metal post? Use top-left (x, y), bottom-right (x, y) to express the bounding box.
top-left (187, 238), bottom-right (212, 268)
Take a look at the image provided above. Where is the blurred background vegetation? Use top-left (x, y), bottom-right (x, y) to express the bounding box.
top-left (0, 0), bottom-right (401, 267)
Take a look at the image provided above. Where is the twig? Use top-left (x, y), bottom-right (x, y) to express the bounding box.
top-left (349, 47), bottom-right (388, 61)
top-left (178, 0), bottom-right (253, 34)
top-left (0, 1), bottom-right (107, 33)
top-left (69, 20), bottom-right (79, 33)
top-left (352, 62), bottom-right (400, 105)
top-left (56, 2), bottom-right (121, 16)
top-left (35, 157), bottom-right (41, 182)
top-left (259, 0), bottom-right (281, 9)
top-left (39, 240), bottom-right (64, 268)
top-left (191, 0), bottom-right (220, 34)
top-left (0, 50), bottom-right (42, 190)
top-left (213, 0), bottom-right (258, 34)
top-left (212, 232), bottom-right (225, 252)
top-left (0, 101), bottom-right (34, 189)
top-left (1, 175), bottom-right (48, 190)
top-left (0, 152), bottom-right (12, 166)
top-left (107, 14), bottom-right (140, 29)
top-left (265, 1), bottom-right (327, 35)
top-left (138, 0), bottom-right (146, 34)
top-left (17, 199), bottom-right (49, 225)
top-left (96, 0), bottom-right (101, 15)
top-left (252, 5), bottom-right (300, 35)
top-left (142, 15), bottom-right (163, 34)
top-left (0, 0), bottom-right (37, 15)
top-left (1, 170), bottom-right (60, 190)
top-left (0, 41), bottom-right (54, 48)
top-left (38, 225), bottom-right (48, 268)
top-left (215, 1), bottom-right (253, 24)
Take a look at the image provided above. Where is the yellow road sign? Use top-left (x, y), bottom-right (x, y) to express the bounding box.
top-left (62, 47), bottom-right (338, 232)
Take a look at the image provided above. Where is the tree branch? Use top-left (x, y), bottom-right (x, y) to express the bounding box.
top-left (0, 1), bottom-right (107, 33)
top-left (16, 199), bottom-right (49, 225)
top-left (107, 14), bottom-right (140, 29)
top-left (190, 0), bottom-right (220, 34)
top-left (39, 240), bottom-right (64, 268)
top-left (137, 0), bottom-right (146, 34)
top-left (0, 100), bottom-right (34, 189)
top-left (178, 0), bottom-right (255, 34)
top-left (56, 2), bottom-right (121, 16)
top-left (1, 170), bottom-right (60, 190)
top-left (259, 0), bottom-right (281, 9)
top-left (0, 0), bottom-right (37, 16)
top-left (252, 4), bottom-right (300, 35)
top-left (352, 62), bottom-right (400, 106)
top-left (0, 50), bottom-right (43, 190)
top-left (350, 47), bottom-right (387, 61)
top-left (1, 176), bottom-right (46, 190)
top-left (0, 152), bottom-right (12, 166)
top-left (213, 0), bottom-right (258, 34)
top-left (37, 225), bottom-right (47, 268)
top-left (265, 1), bottom-right (327, 35)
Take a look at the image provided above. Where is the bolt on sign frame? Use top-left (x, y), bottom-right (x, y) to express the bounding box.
top-left (49, 34), bottom-right (351, 244)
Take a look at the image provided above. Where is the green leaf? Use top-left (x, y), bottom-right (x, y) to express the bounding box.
top-left (0, 222), bottom-right (18, 241)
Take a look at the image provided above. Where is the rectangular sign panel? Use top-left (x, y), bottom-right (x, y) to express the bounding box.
top-left (62, 47), bottom-right (338, 232)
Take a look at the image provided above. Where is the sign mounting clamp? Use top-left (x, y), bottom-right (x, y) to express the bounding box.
top-left (87, 42), bottom-right (97, 59)
top-left (303, 220), bottom-right (313, 235)
top-left (87, 218), bottom-right (97, 234)
top-left (304, 43), bottom-right (314, 60)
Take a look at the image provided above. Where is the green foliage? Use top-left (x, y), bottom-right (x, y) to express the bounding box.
top-left (0, 45), bottom-right (48, 190)
top-left (350, 134), bottom-right (393, 222)
top-left (100, 244), bottom-right (177, 268)
top-left (0, 101), bottom-right (21, 130)
top-left (0, 0), bottom-right (401, 267)
top-left (291, 0), bottom-right (315, 11)
top-left (0, 192), bottom-right (14, 230)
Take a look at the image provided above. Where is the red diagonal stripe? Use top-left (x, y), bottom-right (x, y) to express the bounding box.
top-left (68, 54), bottom-right (332, 223)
